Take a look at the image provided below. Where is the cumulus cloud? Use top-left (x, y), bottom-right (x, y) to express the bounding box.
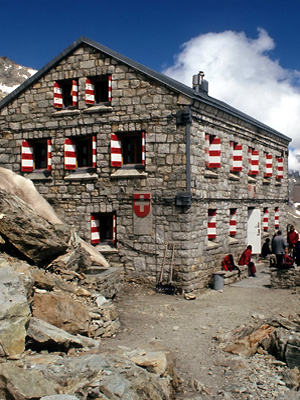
top-left (163, 28), bottom-right (300, 171)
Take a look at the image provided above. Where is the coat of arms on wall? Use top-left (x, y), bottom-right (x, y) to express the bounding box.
top-left (133, 193), bottom-right (152, 235)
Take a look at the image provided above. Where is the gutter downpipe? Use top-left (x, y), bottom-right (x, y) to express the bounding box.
top-left (186, 106), bottom-right (191, 193)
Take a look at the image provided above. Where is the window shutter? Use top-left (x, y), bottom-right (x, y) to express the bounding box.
top-left (206, 135), bottom-right (221, 168)
top-left (264, 154), bottom-right (272, 177)
top-left (249, 149), bottom-right (259, 175)
top-left (276, 157), bottom-right (283, 179)
top-left (53, 82), bottom-right (63, 108)
top-left (112, 214), bottom-right (116, 244)
top-left (230, 142), bottom-right (242, 172)
top-left (111, 133), bottom-right (122, 167)
top-left (85, 78), bottom-right (95, 105)
top-left (47, 139), bottom-right (52, 171)
top-left (142, 131), bottom-right (145, 165)
top-left (72, 80), bottom-right (78, 107)
top-left (274, 207), bottom-right (279, 229)
top-left (21, 140), bottom-right (34, 172)
top-left (229, 209), bottom-right (237, 236)
top-left (64, 138), bottom-right (77, 170)
top-left (108, 75), bottom-right (112, 102)
top-left (92, 135), bottom-right (97, 168)
top-left (263, 208), bottom-right (269, 231)
top-left (91, 214), bottom-right (100, 244)
top-left (208, 209), bottom-right (217, 239)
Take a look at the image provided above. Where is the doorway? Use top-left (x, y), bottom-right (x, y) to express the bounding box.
top-left (247, 208), bottom-right (261, 254)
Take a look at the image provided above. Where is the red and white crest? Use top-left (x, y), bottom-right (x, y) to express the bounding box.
top-left (133, 193), bottom-right (151, 218)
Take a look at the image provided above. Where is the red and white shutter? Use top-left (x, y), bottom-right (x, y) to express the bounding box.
top-left (64, 138), bottom-right (77, 170)
top-left (92, 136), bottom-right (97, 168)
top-left (207, 136), bottom-right (221, 168)
top-left (21, 140), bottom-right (34, 172)
top-left (142, 131), bottom-right (145, 165)
top-left (108, 75), bottom-right (112, 102)
top-left (47, 139), bottom-right (52, 171)
top-left (72, 80), bottom-right (78, 107)
top-left (230, 142), bottom-right (243, 172)
top-left (264, 154), bottom-right (273, 177)
top-left (276, 157), bottom-right (283, 179)
top-left (229, 209), bottom-right (237, 236)
top-left (249, 149), bottom-right (259, 175)
top-left (85, 78), bottom-right (95, 105)
top-left (91, 214), bottom-right (100, 244)
top-left (112, 214), bottom-right (116, 244)
top-left (111, 133), bottom-right (122, 167)
top-left (274, 207), bottom-right (279, 229)
top-left (263, 208), bottom-right (269, 231)
top-left (208, 209), bottom-right (217, 239)
top-left (53, 82), bottom-right (63, 108)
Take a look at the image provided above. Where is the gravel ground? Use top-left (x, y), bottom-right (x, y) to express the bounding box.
top-left (102, 262), bottom-right (300, 399)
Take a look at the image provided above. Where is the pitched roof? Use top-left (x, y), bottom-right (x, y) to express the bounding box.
top-left (0, 36), bottom-right (291, 143)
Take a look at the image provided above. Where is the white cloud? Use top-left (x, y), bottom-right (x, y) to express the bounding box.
top-left (163, 28), bottom-right (300, 171)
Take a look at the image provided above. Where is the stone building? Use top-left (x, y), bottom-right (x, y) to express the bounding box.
top-left (0, 37), bottom-right (292, 292)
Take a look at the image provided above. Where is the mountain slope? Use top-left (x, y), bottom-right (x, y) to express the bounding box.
top-left (0, 56), bottom-right (37, 100)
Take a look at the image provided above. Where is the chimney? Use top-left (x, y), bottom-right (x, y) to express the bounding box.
top-left (192, 71), bottom-right (208, 93)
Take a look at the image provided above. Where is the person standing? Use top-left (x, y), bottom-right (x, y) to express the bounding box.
top-left (287, 225), bottom-right (299, 259)
top-left (239, 245), bottom-right (257, 277)
top-left (272, 230), bottom-right (288, 269)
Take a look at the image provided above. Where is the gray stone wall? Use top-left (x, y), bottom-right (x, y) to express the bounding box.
top-left (0, 43), bottom-right (290, 292)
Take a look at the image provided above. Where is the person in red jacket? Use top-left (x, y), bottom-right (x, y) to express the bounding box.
top-left (222, 254), bottom-right (241, 277)
top-left (239, 245), bottom-right (257, 277)
top-left (287, 225), bottom-right (299, 259)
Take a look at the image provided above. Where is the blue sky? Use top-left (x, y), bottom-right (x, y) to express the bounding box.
top-left (2, 0), bottom-right (300, 169)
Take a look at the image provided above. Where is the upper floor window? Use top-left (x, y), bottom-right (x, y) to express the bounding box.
top-left (111, 131), bottom-right (145, 168)
top-left (248, 147), bottom-right (259, 176)
top-left (230, 142), bottom-right (242, 173)
top-left (264, 153), bottom-right (273, 177)
top-left (205, 134), bottom-right (221, 169)
top-left (64, 136), bottom-right (96, 170)
top-left (21, 139), bottom-right (52, 172)
top-left (276, 157), bottom-right (283, 179)
top-left (85, 76), bottom-right (112, 105)
top-left (53, 80), bottom-right (78, 109)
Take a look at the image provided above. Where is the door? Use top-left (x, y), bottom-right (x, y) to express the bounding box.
top-left (247, 208), bottom-right (261, 254)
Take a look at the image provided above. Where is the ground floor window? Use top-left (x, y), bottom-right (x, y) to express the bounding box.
top-left (91, 213), bottom-right (116, 245)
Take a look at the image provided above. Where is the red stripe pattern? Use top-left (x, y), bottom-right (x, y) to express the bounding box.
top-left (230, 142), bottom-right (243, 172)
top-left (142, 131), bottom-right (145, 165)
top-left (47, 139), bottom-right (52, 171)
top-left (21, 140), bottom-right (34, 172)
top-left (53, 82), bottom-right (63, 108)
top-left (64, 138), bottom-right (76, 170)
top-left (108, 75), bottom-right (112, 102)
top-left (112, 214), bottom-right (116, 244)
top-left (205, 135), bottom-right (221, 168)
top-left (229, 209), bottom-right (237, 236)
top-left (264, 154), bottom-right (273, 177)
top-left (263, 208), bottom-right (269, 231)
top-left (248, 148), bottom-right (259, 175)
top-left (72, 80), bottom-right (78, 107)
top-left (92, 136), bottom-right (97, 168)
top-left (208, 209), bottom-right (217, 239)
top-left (91, 214), bottom-right (100, 244)
top-left (276, 157), bottom-right (283, 179)
top-left (111, 134), bottom-right (122, 167)
top-left (274, 207), bottom-right (279, 229)
top-left (85, 78), bottom-right (95, 105)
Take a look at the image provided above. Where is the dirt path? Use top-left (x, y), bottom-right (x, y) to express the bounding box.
top-left (102, 263), bottom-right (300, 398)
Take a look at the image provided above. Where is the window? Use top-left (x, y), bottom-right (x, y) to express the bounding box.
top-left (264, 153), bottom-right (273, 177)
top-left (229, 209), bottom-right (237, 236)
top-left (111, 131), bottom-right (145, 167)
top-left (53, 79), bottom-right (78, 109)
top-left (91, 213), bottom-right (116, 245)
top-left (276, 157), bottom-right (283, 179)
top-left (248, 147), bottom-right (259, 176)
top-left (21, 139), bottom-right (52, 172)
top-left (205, 134), bottom-right (221, 169)
top-left (64, 136), bottom-right (96, 170)
top-left (208, 209), bottom-right (217, 240)
top-left (274, 207), bottom-right (279, 229)
top-left (230, 142), bottom-right (242, 172)
top-left (85, 76), bottom-right (112, 105)
top-left (263, 208), bottom-right (269, 231)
